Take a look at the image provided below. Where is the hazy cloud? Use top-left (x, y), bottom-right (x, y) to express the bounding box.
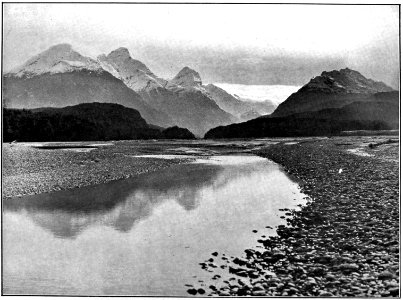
top-left (3, 4), bottom-right (399, 88)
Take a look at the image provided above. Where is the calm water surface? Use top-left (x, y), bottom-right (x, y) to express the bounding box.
top-left (3, 155), bottom-right (306, 295)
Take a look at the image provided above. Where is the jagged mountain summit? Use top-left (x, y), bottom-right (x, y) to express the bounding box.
top-left (98, 48), bottom-right (236, 136)
top-left (97, 47), bottom-right (167, 91)
top-left (7, 44), bottom-right (102, 78)
top-left (305, 68), bottom-right (393, 94)
top-left (3, 44), bottom-right (173, 127)
top-left (271, 68), bottom-right (396, 117)
top-left (170, 66), bottom-right (202, 88)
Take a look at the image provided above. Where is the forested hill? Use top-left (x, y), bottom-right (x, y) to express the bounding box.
top-left (4, 102), bottom-right (196, 142)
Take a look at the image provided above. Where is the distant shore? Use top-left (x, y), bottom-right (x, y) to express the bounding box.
top-left (191, 137), bottom-right (399, 297)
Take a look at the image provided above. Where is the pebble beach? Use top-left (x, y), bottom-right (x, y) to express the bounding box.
top-left (189, 137), bottom-right (400, 297)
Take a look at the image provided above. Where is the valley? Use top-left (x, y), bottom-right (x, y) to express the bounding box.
top-left (2, 8), bottom-right (400, 297)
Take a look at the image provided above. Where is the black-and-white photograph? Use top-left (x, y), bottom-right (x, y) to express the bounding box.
top-left (2, 2), bottom-right (400, 297)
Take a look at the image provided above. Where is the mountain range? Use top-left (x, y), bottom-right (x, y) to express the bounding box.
top-left (4, 44), bottom-right (268, 136)
top-left (3, 44), bottom-right (399, 140)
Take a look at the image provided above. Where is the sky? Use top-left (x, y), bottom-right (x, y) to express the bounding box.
top-left (3, 4), bottom-right (400, 88)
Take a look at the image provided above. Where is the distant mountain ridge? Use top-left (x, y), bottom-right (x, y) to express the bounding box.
top-left (271, 68), bottom-right (396, 118)
top-left (4, 45), bottom-right (398, 140)
top-left (203, 84), bottom-right (261, 121)
top-left (213, 82), bottom-right (296, 110)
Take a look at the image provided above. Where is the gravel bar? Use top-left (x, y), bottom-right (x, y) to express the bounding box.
top-left (189, 138), bottom-right (399, 297)
top-left (2, 142), bottom-right (190, 199)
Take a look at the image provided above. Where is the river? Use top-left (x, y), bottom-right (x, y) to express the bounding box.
top-left (3, 153), bottom-right (306, 295)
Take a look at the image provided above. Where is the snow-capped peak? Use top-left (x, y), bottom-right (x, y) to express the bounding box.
top-left (7, 43), bottom-right (102, 78)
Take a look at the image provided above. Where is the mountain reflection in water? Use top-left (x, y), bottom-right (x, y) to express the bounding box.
top-left (4, 163), bottom-right (224, 238)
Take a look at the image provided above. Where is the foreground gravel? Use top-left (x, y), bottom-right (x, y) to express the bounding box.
top-left (189, 138), bottom-right (399, 297)
top-left (2, 141), bottom-right (189, 199)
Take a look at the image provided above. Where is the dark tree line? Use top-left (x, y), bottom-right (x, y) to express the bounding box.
top-left (205, 117), bottom-right (391, 139)
top-left (3, 103), bottom-right (195, 142)
top-left (205, 100), bottom-right (397, 139)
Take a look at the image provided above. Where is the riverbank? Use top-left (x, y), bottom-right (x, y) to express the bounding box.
top-left (1, 138), bottom-right (311, 199)
top-left (192, 137), bottom-right (399, 297)
top-left (2, 141), bottom-right (191, 199)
